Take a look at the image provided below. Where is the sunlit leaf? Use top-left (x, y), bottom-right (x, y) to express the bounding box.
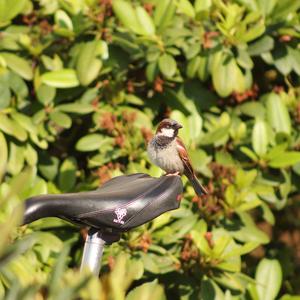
top-left (252, 119), bottom-right (268, 156)
top-left (76, 134), bottom-right (113, 152)
top-left (265, 93), bottom-right (291, 134)
top-left (1, 52), bottom-right (33, 80)
top-left (0, 131), bottom-right (7, 180)
top-left (58, 157), bottom-right (77, 192)
top-left (268, 152), bottom-right (300, 168)
top-left (256, 259), bottom-right (282, 300)
top-left (126, 280), bottom-right (166, 300)
top-left (158, 54), bottom-right (177, 78)
top-left (41, 69), bottom-right (79, 88)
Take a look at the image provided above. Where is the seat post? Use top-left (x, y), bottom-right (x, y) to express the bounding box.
top-left (80, 228), bottom-right (120, 276)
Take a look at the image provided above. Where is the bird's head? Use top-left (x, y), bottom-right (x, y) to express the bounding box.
top-left (156, 119), bottom-right (183, 138)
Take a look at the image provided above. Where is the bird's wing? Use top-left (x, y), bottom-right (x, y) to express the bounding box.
top-left (176, 137), bottom-right (195, 177)
top-left (176, 137), bottom-right (208, 196)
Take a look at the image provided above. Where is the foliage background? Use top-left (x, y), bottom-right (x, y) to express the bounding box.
top-left (0, 0), bottom-right (300, 299)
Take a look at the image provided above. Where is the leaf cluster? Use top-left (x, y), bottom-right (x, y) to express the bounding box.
top-left (0, 0), bottom-right (300, 299)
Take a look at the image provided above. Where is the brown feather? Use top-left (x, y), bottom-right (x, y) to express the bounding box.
top-left (176, 137), bottom-right (208, 196)
top-left (176, 137), bottom-right (194, 176)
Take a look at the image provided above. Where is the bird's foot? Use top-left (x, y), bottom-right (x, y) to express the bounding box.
top-left (166, 172), bottom-right (180, 176)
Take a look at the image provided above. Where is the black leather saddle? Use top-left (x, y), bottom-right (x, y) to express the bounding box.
top-left (23, 173), bottom-right (183, 232)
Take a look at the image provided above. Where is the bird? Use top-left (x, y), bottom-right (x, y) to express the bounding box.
top-left (147, 118), bottom-right (208, 196)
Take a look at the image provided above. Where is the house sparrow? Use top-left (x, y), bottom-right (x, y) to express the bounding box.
top-left (147, 118), bottom-right (208, 196)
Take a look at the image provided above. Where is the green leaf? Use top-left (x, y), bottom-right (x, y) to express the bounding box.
top-left (76, 134), bottom-right (113, 152)
top-left (268, 151), bottom-right (300, 168)
top-left (184, 43), bottom-right (200, 60)
top-left (256, 0), bottom-right (277, 17)
top-left (292, 162), bottom-right (300, 176)
top-left (126, 280), bottom-right (166, 300)
top-left (135, 6), bottom-right (155, 35)
top-left (55, 9), bottom-right (73, 30)
top-left (225, 185), bottom-right (237, 208)
top-left (11, 112), bottom-right (37, 135)
top-left (237, 48), bottom-right (254, 69)
top-left (88, 149), bottom-right (122, 167)
top-left (158, 54), bottom-right (177, 77)
top-left (241, 20), bottom-right (265, 43)
top-left (200, 125), bottom-right (230, 146)
top-left (190, 230), bottom-right (211, 256)
top-left (213, 272), bottom-right (253, 292)
top-left (194, 0), bottom-right (212, 13)
top-left (231, 212), bottom-right (270, 244)
top-left (24, 143), bottom-right (38, 166)
top-left (1, 52), bottom-right (33, 80)
top-left (36, 84), bottom-right (56, 105)
top-left (255, 259), bottom-right (282, 300)
top-left (252, 119), bottom-right (268, 156)
top-left (212, 52), bottom-right (245, 97)
top-left (76, 41), bottom-right (103, 86)
top-left (49, 111), bottom-right (72, 128)
top-left (41, 69), bottom-right (79, 88)
top-left (240, 146), bottom-right (258, 161)
top-left (0, 87), bottom-right (11, 110)
top-left (38, 155), bottom-right (60, 181)
top-left (0, 0), bottom-right (26, 26)
top-left (125, 94), bottom-right (144, 106)
top-left (0, 113), bottom-right (27, 141)
top-left (248, 36), bottom-right (274, 56)
top-left (186, 56), bottom-right (200, 79)
top-left (151, 212), bottom-right (172, 231)
top-left (273, 45), bottom-right (293, 75)
top-left (213, 234), bottom-right (232, 257)
top-left (177, 0), bottom-right (195, 18)
top-left (0, 131), bottom-right (7, 180)
top-left (126, 258), bottom-right (144, 282)
top-left (55, 103), bottom-right (94, 114)
top-left (48, 245), bottom-right (71, 296)
top-left (112, 0), bottom-right (140, 32)
top-left (226, 242), bottom-right (259, 258)
top-left (58, 157), bottom-right (77, 192)
top-left (8, 72), bottom-right (28, 98)
top-left (239, 102), bottom-right (265, 119)
top-left (289, 47), bottom-right (300, 75)
top-left (265, 93), bottom-right (291, 134)
top-left (264, 143), bottom-right (287, 160)
top-left (154, 0), bottom-right (176, 31)
top-left (201, 278), bottom-right (225, 300)
top-left (146, 62), bottom-right (159, 82)
top-left (260, 202), bottom-right (275, 225)
top-left (189, 149), bottom-right (210, 174)
top-left (198, 55), bottom-right (210, 81)
top-left (112, 0), bottom-right (154, 36)
top-left (140, 252), bottom-right (160, 274)
top-left (236, 169), bottom-right (257, 189)
top-left (271, 0), bottom-right (300, 21)
top-left (7, 142), bottom-right (24, 175)
top-left (280, 295), bottom-right (300, 300)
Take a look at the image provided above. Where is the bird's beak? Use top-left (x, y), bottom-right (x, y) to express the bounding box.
top-left (175, 123), bottom-right (183, 129)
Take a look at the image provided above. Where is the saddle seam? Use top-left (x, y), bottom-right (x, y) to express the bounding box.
top-left (76, 177), bottom-right (169, 219)
top-left (120, 179), bottom-right (173, 227)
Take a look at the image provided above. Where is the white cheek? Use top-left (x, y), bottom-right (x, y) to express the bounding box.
top-left (159, 128), bottom-right (175, 137)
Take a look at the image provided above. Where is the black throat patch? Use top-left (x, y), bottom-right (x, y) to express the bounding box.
top-left (153, 135), bottom-right (174, 149)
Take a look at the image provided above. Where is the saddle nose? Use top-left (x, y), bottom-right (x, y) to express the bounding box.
top-left (23, 173), bottom-right (183, 232)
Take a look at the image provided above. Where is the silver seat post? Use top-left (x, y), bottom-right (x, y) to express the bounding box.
top-left (80, 229), bottom-right (120, 276)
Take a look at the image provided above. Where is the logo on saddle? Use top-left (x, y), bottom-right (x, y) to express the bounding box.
top-left (113, 207), bottom-right (127, 225)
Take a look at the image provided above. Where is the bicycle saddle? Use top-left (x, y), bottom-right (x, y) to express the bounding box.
top-left (23, 173), bottom-right (183, 232)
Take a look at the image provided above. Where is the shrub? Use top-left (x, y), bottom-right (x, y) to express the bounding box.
top-left (0, 0), bottom-right (299, 299)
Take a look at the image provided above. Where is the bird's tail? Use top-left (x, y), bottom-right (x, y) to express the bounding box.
top-left (188, 174), bottom-right (208, 196)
